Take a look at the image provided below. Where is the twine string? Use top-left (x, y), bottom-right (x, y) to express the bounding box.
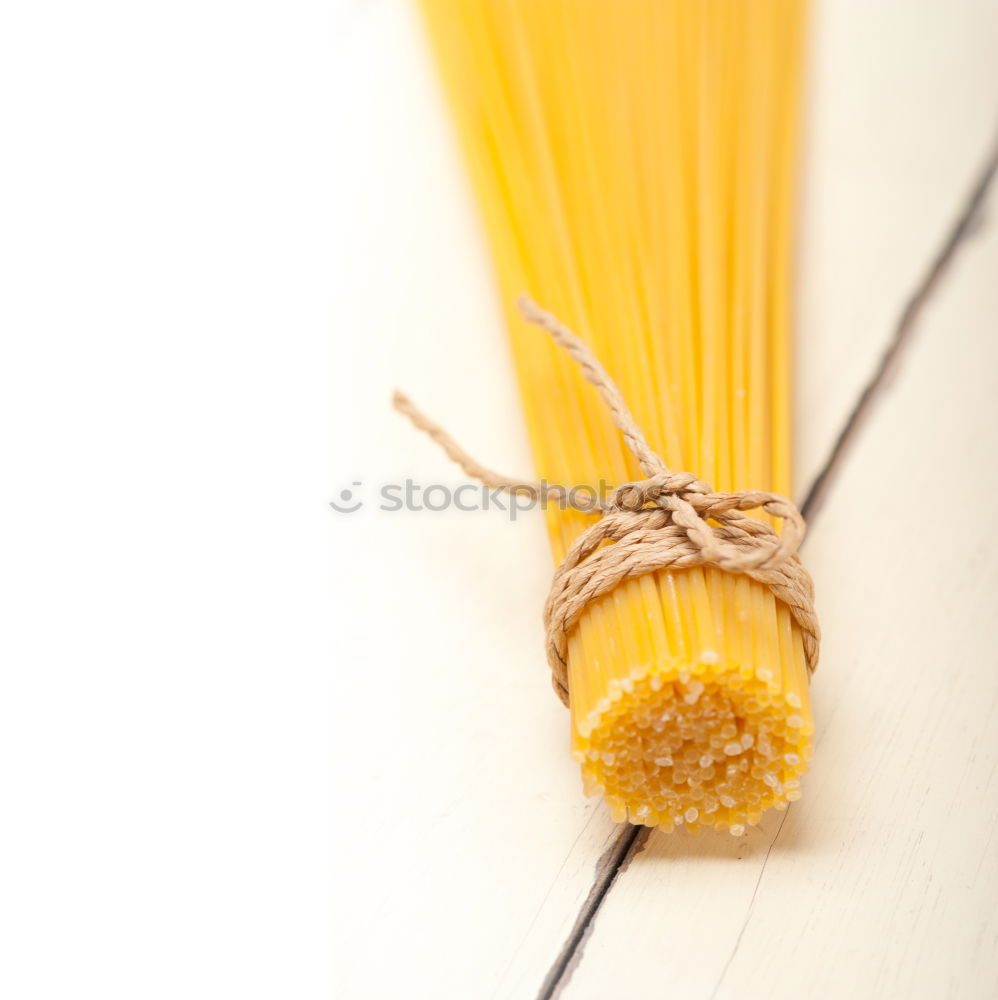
top-left (394, 295), bottom-right (819, 706)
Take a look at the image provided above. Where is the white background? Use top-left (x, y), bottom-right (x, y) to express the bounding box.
top-left (1, 2), bottom-right (356, 996)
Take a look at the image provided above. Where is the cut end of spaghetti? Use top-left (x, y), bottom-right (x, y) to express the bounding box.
top-left (572, 657), bottom-right (813, 834)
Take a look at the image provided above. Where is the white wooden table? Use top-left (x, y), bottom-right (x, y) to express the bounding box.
top-left (330, 2), bottom-right (998, 996)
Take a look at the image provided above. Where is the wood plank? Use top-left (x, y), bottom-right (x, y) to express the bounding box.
top-left (795, 0), bottom-right (998, 494)
top-left (329, 2), bottom-right (998, 996)
top-left (559, 200), bottom-right (998, 999)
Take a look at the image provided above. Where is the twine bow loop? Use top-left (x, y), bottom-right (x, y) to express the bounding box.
top-left (606, 472), bottom-right (798, 567)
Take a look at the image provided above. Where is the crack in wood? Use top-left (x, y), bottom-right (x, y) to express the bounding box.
top-left (535, 825), bottom-right (650, 1000)
top-left (800, 135), bottom-right (998, 522)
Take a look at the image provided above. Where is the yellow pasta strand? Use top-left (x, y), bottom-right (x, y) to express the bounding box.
top-left (419, 0), bottom-right (813, 834)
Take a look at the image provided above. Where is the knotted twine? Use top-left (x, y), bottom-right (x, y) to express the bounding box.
top-left (394, 296), bottom-right (820, 707)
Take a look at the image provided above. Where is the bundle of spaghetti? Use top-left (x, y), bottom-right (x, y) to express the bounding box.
top-left (418, 0), bottom-right (814, 834)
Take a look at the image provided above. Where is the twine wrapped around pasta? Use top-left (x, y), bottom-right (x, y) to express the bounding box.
top-left (394, 295), bottom-right (819, 706)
